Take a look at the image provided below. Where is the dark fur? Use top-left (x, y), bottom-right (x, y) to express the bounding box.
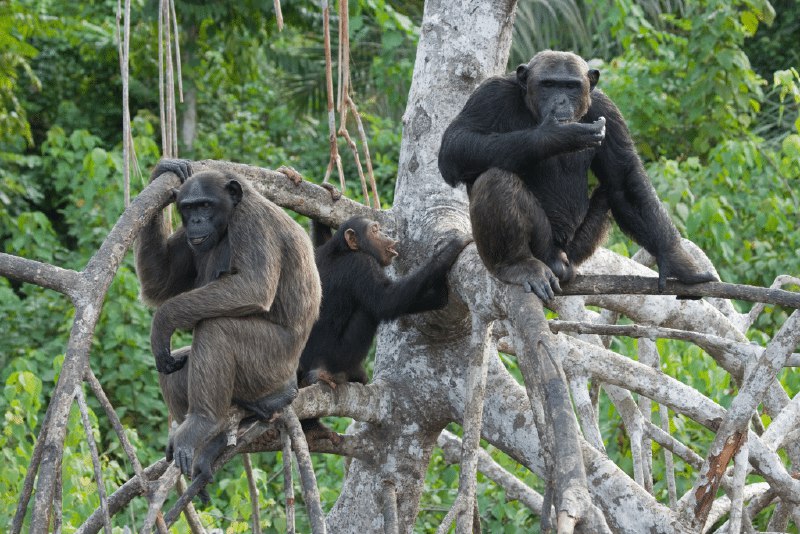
top-left (438, 50), bottom-right (715, 300)
top-left (299, 217), bottom-right (468, 386)
top-left (135, 160), bottom-right (321, 484)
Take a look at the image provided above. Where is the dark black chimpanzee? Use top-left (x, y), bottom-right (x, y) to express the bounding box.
top-left (299, 216), bottom-right (470, 387)
top-left (438, 50), bottom-right (716, 301)
top-left (297, 217), bottom-right (470, 439)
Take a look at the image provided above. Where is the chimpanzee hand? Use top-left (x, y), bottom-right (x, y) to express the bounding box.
top-left (439, 235), bottom-right (473, 268)
top-left (540, 115), bottom-right (606, 153)
top-left (151, 158), bottom-right (193, 184)
top-left (656, 243), bottom-right (717, 292)
top-left (150, 311), bottom-right (186, 374)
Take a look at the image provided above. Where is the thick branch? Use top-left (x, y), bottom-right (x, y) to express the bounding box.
top-left (0, 253), bottom-right (81, 299)
top-left (191, 159), bottom-right (384, 228)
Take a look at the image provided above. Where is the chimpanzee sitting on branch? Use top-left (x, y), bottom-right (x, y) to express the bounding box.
top-left (438, 50), bottom-right (715, 301)
top-left (297, 217), bottom-right (469, 439)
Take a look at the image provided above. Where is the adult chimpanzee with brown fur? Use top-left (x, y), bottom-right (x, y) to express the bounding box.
top-left (438, 50), bottom-right (715, 301)
top-left (135, 159), bottom-right (321, 487)
top-left (297, 216), bottom-right (468, 439)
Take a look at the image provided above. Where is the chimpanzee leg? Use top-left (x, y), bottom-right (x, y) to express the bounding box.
top-left (167, 320), bottom-right (235, 478)
top-left (158, 346), bottom-right (191, 424)
top-left (235, 375), bottom-right (298, 422)
top-left (469, 168), bottom-right (566, 300)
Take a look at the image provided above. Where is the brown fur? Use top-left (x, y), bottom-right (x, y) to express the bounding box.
top-left (135, 167), bottom-right (321, 478)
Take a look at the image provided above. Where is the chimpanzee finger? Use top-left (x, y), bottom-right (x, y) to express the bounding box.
top-left (531, 279), bottom-right (554, 302)
top-left (549, 274), bottom-right (562, 295)
top-left (176, 449), bottom-right (192, 475)
top-left (658, 270), bottom-right (667, 293)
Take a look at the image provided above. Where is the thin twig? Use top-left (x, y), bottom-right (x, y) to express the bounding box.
top-left (175, 477), bottom-right (206, 534)
top-left (273, 0), bottom-right (284, 31)
top-left (84, 370), bottom-right (145, 482)
top-left (382, 481), bottom-right (399, 534)
top-left (115, 0), bottom-right (132, 206)
top-left (339, 123), bottom-right (371, 206)
top-left (169, 0), bottom-right (183, 103)
top-left (243, 454), bottom-right (262, 534)
top-left (281, 428), bottom-right (295, 534)
top-left (283, 409), bottom-right (327, 534)
top-left (562, 275), bottom-right (800, 308)
top-left (727, 437), bottom-right (749, 533)
top-left (10, 403), bottom-right (51, 534)
top-left (157, 0), bottom-right (166, 154)
top-left (454, 314), bottom-right (491, 533)
top-left (347, 95), bottom-right (379, 207)
top-left (54, 460), bottom-right (63, 534)
top-left (75, 385), bottom-right (112, 534)
top-left (659, 405), bottom-right (678, 508)
top-left (321, 1), bottom-right (344, 187)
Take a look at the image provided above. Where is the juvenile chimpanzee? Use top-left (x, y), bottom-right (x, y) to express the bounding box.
top-left (438, 50), bottom-right (715, 301)
top-left (135, 160), bottom-right (321, 487)
top-left (299, 217), bottom-right (469, 388)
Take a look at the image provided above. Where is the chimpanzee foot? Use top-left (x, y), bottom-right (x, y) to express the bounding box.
top-left (493, 258), bottom-right (562, 302)
top-left (235, 377), bottom-right (298, 422)
top-left (277, 165), bottom-right (303, 185)
top-left (190, 432), bottom-right (228, 505)
top-left (301, 418), bottom-right (343, 445)
top-left (656, 244), bottom-right (718, 292)
top-left (320, 182), bottom-right (343, 201)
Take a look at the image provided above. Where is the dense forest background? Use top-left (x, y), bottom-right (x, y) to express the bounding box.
top-left (1, 0), bottom-right (799, 531)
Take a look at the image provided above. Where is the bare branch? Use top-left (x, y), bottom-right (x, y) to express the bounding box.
top-left (0, 253), bottom-right (81, 300)
top-left (382, 481), bottom-right (399, 534)
top-left (563, 275), bottom-right (800, 309)
top-left (75, 385), bottom-right (112, 534)
top-left (76, 461), bottom-right (170, 534)
top-left (242, 454), bottom-right (262, 534)
top-left (438, 430), bottom-right (544, 514)
top-left (283, 409), bottom-right (327, 534)
top-left (453, 314), bottom-right (491, 533)
top-left (281, 429), bottom-right (295, 534)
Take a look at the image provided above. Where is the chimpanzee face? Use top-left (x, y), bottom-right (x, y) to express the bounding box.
top-left (516, 50), bottom-right (599, 124)
top-left (176, 172), bottom-right (242, 254)
top-left (344, 218), bottom-right (398, 267)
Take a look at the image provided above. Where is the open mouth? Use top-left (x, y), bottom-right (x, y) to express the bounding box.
top-left (555, 117), bottom-right (573, 124)
top-left (386, 245), bottom-right (398, 258)
top-left (189, 235), bottom-right (208, 246)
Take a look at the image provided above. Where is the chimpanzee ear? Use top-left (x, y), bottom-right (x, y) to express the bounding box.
top-left (588, 69), bottom-right (600, 91)
top-left (516, 64), bottom-right (530, 91)
top-left (344, 228), bottom-right (359, 251)
top-left (226, 179), bottom-right (243, 206)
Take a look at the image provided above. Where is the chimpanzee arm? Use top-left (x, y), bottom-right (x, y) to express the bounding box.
top-left (355, 236), bottom-right (468, 320)
top-left (439, 78), bottom-right (605, 187)
top-left (151, 203), bottom-right (284, 339)
top-left (134, 161), bottom-right (197, 306)
top-left (589, 92), bottom-right (683, 256)
top-left (589, 92), bottom-right (715, 288)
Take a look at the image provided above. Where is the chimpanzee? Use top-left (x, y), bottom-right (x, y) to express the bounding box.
top-left (135, 160), bottom-right (321, 487)
top-left (299, 217), bottom-right (470, 386)
top-left (438, 50), bottom-right (716, 301)
top-left (297, 217), bottom-right (469, 438)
